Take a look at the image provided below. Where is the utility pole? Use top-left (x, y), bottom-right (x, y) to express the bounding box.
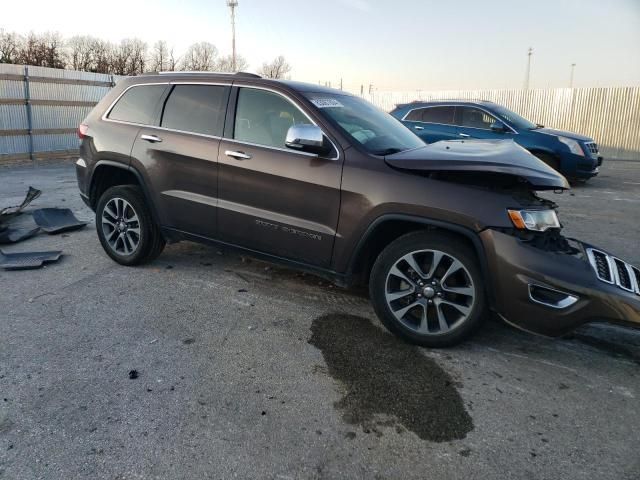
top-left (368, 84), bottom-right (373, 94)
top-left (340, 78), bottom-right (343, 90)
top-left (227, 0), bottom-right (238, 71)
top-left (569, 63), bottom-right (576, 88)
top-left (524, 47), bottom-right (533, 90)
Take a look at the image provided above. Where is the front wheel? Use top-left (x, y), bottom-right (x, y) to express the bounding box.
top-left (369, 231), bottom-right (486, 347)
top-left (96, 185), bottom-right (165, 266)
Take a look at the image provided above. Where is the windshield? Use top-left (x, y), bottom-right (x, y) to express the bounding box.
top-left (305, 93), bottom-right (424, 155)
top-left (490, 105), bottom-right (538, 130)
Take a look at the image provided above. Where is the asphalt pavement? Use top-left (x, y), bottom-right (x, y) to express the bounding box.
top-left (0, 160), bottom-right (639, 480)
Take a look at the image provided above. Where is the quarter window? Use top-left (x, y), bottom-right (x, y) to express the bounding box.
top-left (107, 84), bottom-right (166, 125)
top-left (234, 88), bottom-right (312, 149)
top-left (458, 107), bottom-right (498, 130)
top-left (161, 85), bottom-right (229, 137)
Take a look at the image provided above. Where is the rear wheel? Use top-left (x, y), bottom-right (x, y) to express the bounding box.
top-left (369, 231), bottom-right (486, 347)
top-left (96, 185), bottom-right (165, 266)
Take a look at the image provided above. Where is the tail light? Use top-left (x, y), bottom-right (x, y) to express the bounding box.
top-left (78, 123), bottom-right (89, 139)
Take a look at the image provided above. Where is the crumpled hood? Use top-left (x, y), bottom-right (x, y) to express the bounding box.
top-left (536, 127), bottom-right (592, 142)
top-left (385, 139), bottom-right (570, 190)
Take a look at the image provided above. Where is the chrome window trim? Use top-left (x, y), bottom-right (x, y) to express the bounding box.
top-left (101, 81), bottom-right (341, 161)
top-left (527, 284), bottom-right (579, 309)
top-left (400, 104), bottom-right (518, 134)
top-left (231, 83), bottom-right (340, 161)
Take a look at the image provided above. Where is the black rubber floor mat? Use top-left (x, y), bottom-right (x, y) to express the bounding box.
top-left (0, 249), bottom-right (62, 270)
top-left (32, 208), bottom-right (87, 234)
top-left (0, 187), bottom-right (42, 218)
top-left (0, 213), bottom-right (40, 244)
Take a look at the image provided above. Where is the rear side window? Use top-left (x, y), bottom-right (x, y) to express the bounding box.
top-left (107, 85), bottom-right (166, 125)
top-left (457, 107), bottom-right (498, 130)
top-left (233, 88), bottom-right (312, 149)
top-left (161, 85), bottom-right (229, 137)
top-left (405, 106), bottom-right (456, 125)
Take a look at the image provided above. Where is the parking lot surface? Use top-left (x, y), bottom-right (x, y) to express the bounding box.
top-left (1, 161), bottom-right (639, 480)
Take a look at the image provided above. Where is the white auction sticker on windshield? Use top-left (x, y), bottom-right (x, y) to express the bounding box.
top-left (310, 98), bottom-right (344, 108)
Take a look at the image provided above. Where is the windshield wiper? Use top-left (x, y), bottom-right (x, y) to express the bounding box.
top-left (372, 147), bottom-right (403, 156)
top-left (530, 123), bottom-right (544, 130)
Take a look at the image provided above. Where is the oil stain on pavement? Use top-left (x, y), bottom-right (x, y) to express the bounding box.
top-left (309, 314), bottom-right (473, 442)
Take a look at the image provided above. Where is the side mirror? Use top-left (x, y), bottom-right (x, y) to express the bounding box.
top-left (285, 125), bottom-right (331, 156)
top-left (490, 121), bottom-right (507, 133)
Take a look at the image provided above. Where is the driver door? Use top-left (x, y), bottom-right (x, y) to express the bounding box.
top-left (217, 86), bottom-right (343, 267)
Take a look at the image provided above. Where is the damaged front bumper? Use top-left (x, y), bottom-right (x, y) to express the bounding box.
top-left (481, 229), bottom-right (640, 336)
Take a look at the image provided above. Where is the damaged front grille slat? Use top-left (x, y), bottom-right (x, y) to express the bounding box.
top-left (586, 248), bottom-right (640, 295)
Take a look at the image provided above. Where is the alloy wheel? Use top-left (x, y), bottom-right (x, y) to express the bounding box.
top-left (384, 249), bottom-right (476, 335)
top-left (101, 197), bottom-right (141, 256)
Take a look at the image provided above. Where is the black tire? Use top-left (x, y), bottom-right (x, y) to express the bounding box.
top-left (369, 231), bottom-right (486, 348)
top-left (95, 185), bottom-right (165, 266)
top-left (534, 152), bottom-right (560, 172)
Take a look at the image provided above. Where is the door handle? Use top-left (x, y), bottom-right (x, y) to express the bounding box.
top-left (414, 126), bottom-right (424, 131)
top-left (458, 133), bottom-right (470, 138)
top-left (141, 134), bottom-right (162, 143)
top-left (225, 150), bottom-right (252, 160)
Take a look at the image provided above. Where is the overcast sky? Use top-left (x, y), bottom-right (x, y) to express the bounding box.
top-left (3, 0), bottom-right (639, 91)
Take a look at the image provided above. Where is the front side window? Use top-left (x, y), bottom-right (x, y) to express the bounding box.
top-left (107, 84), bottom-right (166, 125)
top-left (161, 84), bottom-right (229, 137)
top-left (458, 107), bottom-right (498, 130)
top-left (406, 106), bottom-right (456, 125)
top-left (234, 88), bottom-right (312, 149)
top-left (308, 93), bottom-right (424, 156)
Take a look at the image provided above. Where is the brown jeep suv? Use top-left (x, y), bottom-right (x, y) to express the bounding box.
top-left (76, 72), bottom-right (640, 347)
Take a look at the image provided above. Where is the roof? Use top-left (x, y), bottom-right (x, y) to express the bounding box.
top-left (133, 72), bottom-right (351, 96)
top-left (399, 99), bottom-right (497, 108)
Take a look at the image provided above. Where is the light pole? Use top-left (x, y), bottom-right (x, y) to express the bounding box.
top-left (524, 47), bottom-right (533, 90)
top-left (569, 63), bottom-right (576, 88)
top-left (227, 0), bottom-right (238, 71)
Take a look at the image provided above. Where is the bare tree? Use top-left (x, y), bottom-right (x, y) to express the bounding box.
top-left (215, 54), bottom-right (248, 72)
top-left (180, 42), bottom-right (218, 71)
top-left (257, 55), bottom-right (291, 79)
top-left (42, 32), bottom-right (65, 69)
top-left (150, 40), bottom-right (172, 72)
top-left (0, 29), bottom-right (22, 64)
top-left (111, 38), bottom-right (147, 75)
top-left (17, 31), bottom-right (65, 68)
top-left (91, 38), bottom-right (113, 74)
top-left (66, 35), bottom-right (94, 71)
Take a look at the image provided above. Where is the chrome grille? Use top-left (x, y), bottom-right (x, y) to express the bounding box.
top-left (586, 248), bottom-right (640, 294)
top-left (584, 142), bottom-right (599, 155)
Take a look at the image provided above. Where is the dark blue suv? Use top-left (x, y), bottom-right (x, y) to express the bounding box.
top-left (390, 100), bottom-right (603, 181)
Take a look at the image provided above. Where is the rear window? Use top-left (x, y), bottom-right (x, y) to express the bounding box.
top-left (107, 84), bottom-right (166, 125)
top-left (161, 85), bottom-right (229, 137)
top-left (405, 106), bottom-right (455, 125)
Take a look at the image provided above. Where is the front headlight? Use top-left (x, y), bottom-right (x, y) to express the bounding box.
top-left (558, 136), bottom-right (584, 156)
top-left (507, 209), bottom-right (560, 232)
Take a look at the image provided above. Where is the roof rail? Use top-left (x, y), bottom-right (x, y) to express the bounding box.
top-left (157, 71), bottom-right (261, 78)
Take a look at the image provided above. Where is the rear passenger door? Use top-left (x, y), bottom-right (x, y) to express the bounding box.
top-left (402, 106), bottom-right (458, 143)
top-left (217, 86), bottom-right (343, 267)
top-left (130, 83), bottom-right (230, 239)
